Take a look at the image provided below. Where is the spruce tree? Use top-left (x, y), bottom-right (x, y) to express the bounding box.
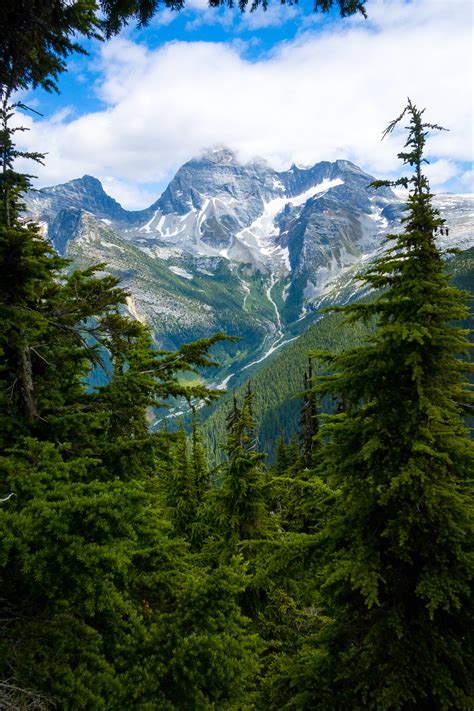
top-left (299, 358), bottom-right (319, 470)
top-left (273, 432), bottom-right (289, 479)
top-left (269, 364), bottom-right (324, 535)
top-left (295, 100), bottom-right (474, 709)
top-left (217, 385), bottom-right (268, 553)
top-left (191, 406), bottom-right (209, 503)
top-left (167, 422), bottom-right (197, 538)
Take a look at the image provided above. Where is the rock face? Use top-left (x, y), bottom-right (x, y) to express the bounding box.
top-left (25, 175), bottom-right (130, 223)
top-left (23, 150), bottom-right (474, 387)
top-left (125, 151), bottom-right (398, 277)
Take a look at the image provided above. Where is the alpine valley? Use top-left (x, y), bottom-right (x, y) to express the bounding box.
top-left (24, 148), bottom-right (474, 414)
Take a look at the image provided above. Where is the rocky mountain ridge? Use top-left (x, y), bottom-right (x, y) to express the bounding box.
top-left (24, 150), bottom-right (474, 391)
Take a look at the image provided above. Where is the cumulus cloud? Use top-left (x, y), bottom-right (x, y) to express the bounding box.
top-left (425, 159), bottom-right (459, 189)
top-left (17, 0), bottom-right (473, 208)
top-left (238, 3), bottom-right (302, 30)
top-left (459, 168), bottom-right (474, 193)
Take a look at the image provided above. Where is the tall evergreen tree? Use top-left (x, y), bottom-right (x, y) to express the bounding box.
top-left (268, 363), bottom-right (324, 535)
top-left (273, 431), bottom-right (289, 479)
top-left (293, 100), bottom-right (474, 709)
top-left (299, 358), bottom-right (319, 470)
top-left (0, 101), bottom-right (259, 708)
top-left (191, 406), bottom-right (209, 503)
top-left (167, 422), bottom-right (198, 538)
top-left (217, 386), bottom-right (268, 553)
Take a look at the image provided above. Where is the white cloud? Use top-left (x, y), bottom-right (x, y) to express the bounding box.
top-left (237, 4), bottom-right (302, 30)
top-left (459, 169), bottom-right (474, 193)
top-left (184, 2), bottom-right (237, 31)
top-left (425, 159), bottom-right (459, 189)
top-left (17, 0), bottom-right (473, 209)
top-left (149, 7), bottom-right (179, 26)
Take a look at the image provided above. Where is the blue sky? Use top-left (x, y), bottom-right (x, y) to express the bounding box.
top-left (18, 0), bottom-right (473, 209)
top-left (28, 1), bottom-right (339, 116)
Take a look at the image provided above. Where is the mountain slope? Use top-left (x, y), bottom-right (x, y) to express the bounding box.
top-left (60, 210), bottom-right (276, 361)
top-left (24, 151), bottom-right (474, 391)
top-left (202, 247), bottom-right (474, 461)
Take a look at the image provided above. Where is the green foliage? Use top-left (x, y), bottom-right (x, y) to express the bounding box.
top-left (0, 95), bottom-right (45, 226)
top-left (192, 408), bottom-right (210, 501)
top-left (0, 438), bottom-right (261, 708)
top-left (0, 107), bottom-right (259, 708)
top-left (216, 385), bottom-right (270, 554)
top-left (203, 309), bottom-right (372, 461)
top-left (299, 358), bottom-right (319, 469)
top-left (290, 100), bottom-right (474, 709)
top-left (1, 81), bottom-right (473, 709)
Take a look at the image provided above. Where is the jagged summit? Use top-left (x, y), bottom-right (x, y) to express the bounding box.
top-left (46, 174), bottom-right (103, 190)
top-left (26, 173), bottom-right (128, 223)
top-left (26, 153), bottom-right (401, 275)
top-left (199, 147), bottom-right (240, 164)
top-left (21, 150), bottom-right (473, 384)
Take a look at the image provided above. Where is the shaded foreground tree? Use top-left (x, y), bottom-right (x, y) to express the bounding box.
top-left (285, 100), bottom-right (473, 709)
top-left (0, 99), bottom-right (259, 708)
top-left (0, 0), bottom-right (367, 93)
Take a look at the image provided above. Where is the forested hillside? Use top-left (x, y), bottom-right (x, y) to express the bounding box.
top-left (203, 309), bottom-right (372, 460)
top-left (203, 246), bottom-right (474, 461)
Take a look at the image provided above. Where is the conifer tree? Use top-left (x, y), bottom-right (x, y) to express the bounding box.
top-left (191, 406), bottom-right (209, 502)
top-left (299, 358), bottom-right (319, 470)
top-left (167, 422), bottom-right (197, 538)
top-left (269, 363), bottom-right (323, 534)
top-left (217, 385), bottom-right (268, 553)
top-left (273, 432), bottom-right (289, 479)
top-left (226, 393), bottom-right (242, 438)
top-left (295, 100), bottom-right (474, 709)
top-left (0, 102), bottom-right (259, 707)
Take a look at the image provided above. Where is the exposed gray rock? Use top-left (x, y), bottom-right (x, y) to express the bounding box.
top-left (25, 175), bottom-right (130, 224)
top-left (22, 151), bottom-right (474, 388)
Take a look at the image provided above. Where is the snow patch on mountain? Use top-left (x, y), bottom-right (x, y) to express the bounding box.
top-left (139, 209), bottom-right (160, 233)
top-left (141, 245), bottom-right (183, 260)
top-left (358, 203), bottom-right (390, 249)
top-left (169, 266), bottom-right (194, 280)
top-left (233, 178), bottom-right (344, 272)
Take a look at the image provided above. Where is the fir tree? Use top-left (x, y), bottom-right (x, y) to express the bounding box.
top-left (168, 422), bottom-right (197, 538)
top-left (217, 386), bottom-right (268, 553)
top-left (299, 358), bottom-right (319, 470)
top-left (191, 406), bottom-right (209, 503)
top-left (273, 432), bottom-right (289, 479)
top-left (296, 100), bottom-right (474, 709)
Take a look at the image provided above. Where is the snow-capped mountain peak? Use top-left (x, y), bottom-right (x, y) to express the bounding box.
top-left (22, 151), bottom-right (473, 390)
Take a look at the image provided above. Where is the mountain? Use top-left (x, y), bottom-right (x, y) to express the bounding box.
top-left (202, 246), bottom-right (474, 461)
top-left (58, 209), bottom-right (273, 360)
top-left (26, 175), bottom-right (130, 224)
top-left (23, 150), bottom-right (474, 394)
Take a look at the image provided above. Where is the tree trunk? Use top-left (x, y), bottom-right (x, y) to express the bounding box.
top-left (18, 336), bottom-right (38, 423)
